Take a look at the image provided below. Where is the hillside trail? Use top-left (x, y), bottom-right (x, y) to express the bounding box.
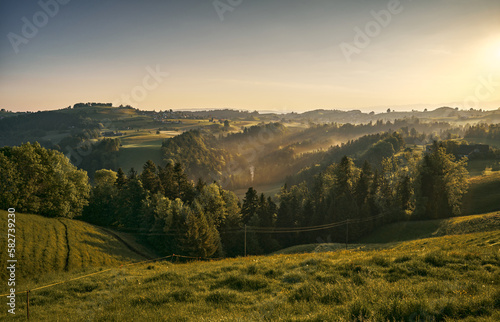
top-left (99, 227), bottom-right (153, 260)
top-left (57, 219), bottom-right (70, 271)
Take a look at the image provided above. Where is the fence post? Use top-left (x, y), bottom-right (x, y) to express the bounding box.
top-left (244, 224), bottom-right (247, 257)
top-left (345, 219), bottom-right (349, 250)
top-left (27, 290), bottom-right (30, 320)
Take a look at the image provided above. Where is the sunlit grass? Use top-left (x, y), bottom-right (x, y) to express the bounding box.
top-left (1, 218), bottom-right (498, 321)
top-left (0, 211), bottom-right (150, 289)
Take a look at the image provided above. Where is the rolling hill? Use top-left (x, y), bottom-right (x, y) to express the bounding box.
top-left (0, 210), bottom-right (156, 287)
top-left (1, 212), bottom-right (498, 321)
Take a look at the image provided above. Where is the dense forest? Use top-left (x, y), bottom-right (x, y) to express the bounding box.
top-left (1, 138), bottom-right (470, 258)
top-left (2, 105), bottom-right (499, 257)
top-left (161, 119), bottom-right (468, 189)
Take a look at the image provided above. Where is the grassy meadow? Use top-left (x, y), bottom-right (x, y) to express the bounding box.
top-left (463, 172), bottom-right (500, 215)
top-left (0, 211), bottom-right (152, 289)
top-left (1, 212), bottom-right (499, 321)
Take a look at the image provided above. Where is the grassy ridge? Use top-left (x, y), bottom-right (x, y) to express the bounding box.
top-left (0, 211), bottom-right (151, 288)
top-left (359, 212), bottom-right (500, 245)
top-left (274, 212), bottom-right (500, 254)
top-left (463, 172), bottom-right (500, 215)
top-left (1, 228), bottom-right (498, 321)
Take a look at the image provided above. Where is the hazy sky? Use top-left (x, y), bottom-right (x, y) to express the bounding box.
top-left (1, 0), bottom-right (500, 112)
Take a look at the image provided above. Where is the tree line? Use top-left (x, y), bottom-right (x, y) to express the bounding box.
top-left (1, 139), bottom-right (470, 257)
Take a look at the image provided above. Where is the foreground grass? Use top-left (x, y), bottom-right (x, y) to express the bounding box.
top-left (2, 229), bottom-right (499, 321)
top-left (0, 211), bottom-right (150, 286)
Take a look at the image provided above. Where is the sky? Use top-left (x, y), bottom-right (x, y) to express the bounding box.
top-left (1, 0), bottom-right (500, 113)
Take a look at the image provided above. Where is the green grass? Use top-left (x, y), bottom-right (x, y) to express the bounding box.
top-left (467, 160), bottom-right (499, 177)
top-left (359, 212), bottom-right (500, 245)
top-left (0, 211), bottom-right (151, 287)
top-left (273, 212), bottom-right (500, 254)
top-left (1, 228), bottom-right (498, 321)
top-left (463, 172), bottom-right (500, 215)
top-left (116, 131), bottom-right (169, 171)
top-left (118, 146), bottom-right (163, 172)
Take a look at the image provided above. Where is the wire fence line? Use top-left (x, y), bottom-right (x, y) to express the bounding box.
top-left (0, 253), bottom-right (224, 298)
top-left (107, 213), bottom-right (386, 235)
top-left (0, 213), bottom-right (384, 300)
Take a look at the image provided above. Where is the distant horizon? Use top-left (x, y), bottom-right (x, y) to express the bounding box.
top-left (3, 102), bottom-right (500, 115)
top-left (1, 1), bottom-right (499, 113)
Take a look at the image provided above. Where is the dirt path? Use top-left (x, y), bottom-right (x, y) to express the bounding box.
top-left (100, 228), bottom-right (153, 260)
top-left (58, 219), bottom-right (70, 271)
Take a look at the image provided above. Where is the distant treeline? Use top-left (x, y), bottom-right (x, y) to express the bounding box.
top-left (0, 111), bottom-right (99, 146)
top-left (465, 124), bottom-right (500, 140)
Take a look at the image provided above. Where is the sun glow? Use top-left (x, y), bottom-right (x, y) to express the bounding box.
top-left (490, 38), bottom-right (500, 63)
top-left (478, 37), bottom-right (500, 70)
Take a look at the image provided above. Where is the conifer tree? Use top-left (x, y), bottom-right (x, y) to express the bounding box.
top-left (415, 143), bottom-right (468, 219)
top-left (241, 187), bottom-right (258, 224)
top-left (116, 167), bottom-right (127, 189)
top-left (159, 163), bottom-right (176, 199)
top-left (140, 160), bottom-right (162, 194)
top-left (182, 201), bottom-right (221, 258)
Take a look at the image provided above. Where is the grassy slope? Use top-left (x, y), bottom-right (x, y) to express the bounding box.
top-left (274, 212), bottom-right (500, 254)
top-left (463, 172), bottom-right (500, 215)
top-left (1, 213), bottom-right (498, 321)
top-left (2, 228), bottom-right (498, 321)
top-left (360, 212), bottom-right (500, 244)
top-left (0, 211), bottom-right (152, 288)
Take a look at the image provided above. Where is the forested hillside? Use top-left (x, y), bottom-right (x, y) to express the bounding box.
top-left (1, 105), bottom-right (500, 259)
top-left (1, 140), bottom-right (471, 258)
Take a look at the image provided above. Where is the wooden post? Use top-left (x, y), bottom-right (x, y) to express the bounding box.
top-left (244, 224), bottom-right (247, 257)
top-left (345, 219), bottom-right (349, 250)
top-left (27, 290), bottom-right (30, 320)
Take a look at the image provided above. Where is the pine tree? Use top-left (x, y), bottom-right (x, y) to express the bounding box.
top-left (355, 161), bottom-right (372, 207)
top-left (182, 201), bottom-right (221, 258)
top-left (116, 177), bottom-right (147, 228)
top-left (241, 187), bottom-right (258, 224)
top-left (173, 162), bottom-right (195, 202)
top-left (415, 143), bottom-right (468, 219)
top-left (159, 163), bottom-right (176, 199)
top-left (128, 168), bottom-right (138, 180)
top-left (140, 160), bottom-right (162, 194)
top-left (219, 189), bottom-right (243, 257)
top-left (116, 167), bottom-right (127, 189)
